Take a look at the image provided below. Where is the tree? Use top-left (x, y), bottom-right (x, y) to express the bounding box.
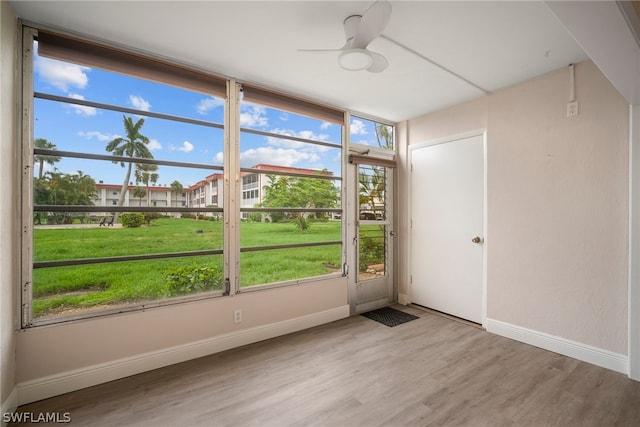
top-left (261, 171), bottom-right (339, 230)
top-left (374, 123), bottom-right (394, 150)
top-left (134, 163), bottom-right (159, 206)
top-left (359, 166), bottom-right (385, 218)
top-left (34, 171), bottom-right (97, 224)
top-left (34, 138), bottom-right (61, 179)
top-left (170, 180), bottom-right (184, 212)
top-left (106, 116), bottom-right (153, 220)
top-left (132, 186), bottom-right (146, 206)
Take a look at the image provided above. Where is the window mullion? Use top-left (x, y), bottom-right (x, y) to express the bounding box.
top-left (225, 81), bottom-right (241, 295)
top-left (21, 27), bottom-right (37, 328)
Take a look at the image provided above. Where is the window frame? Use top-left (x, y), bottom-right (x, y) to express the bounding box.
top-left (20, 25), bottom-right (351, 327)
top-left (21, 27), bottom-right (229, 327)
top-left (235, 95), bottom-right (345, 291)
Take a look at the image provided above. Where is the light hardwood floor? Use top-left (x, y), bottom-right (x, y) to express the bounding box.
top-left (11, 306), bottom-right (640, 426)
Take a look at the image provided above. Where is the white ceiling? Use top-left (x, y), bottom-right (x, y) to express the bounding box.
top-left (8, 1), bottom-right (590, 122)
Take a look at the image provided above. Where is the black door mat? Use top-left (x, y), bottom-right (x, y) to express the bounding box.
top-left (361, 307), bottom-right (419, 327)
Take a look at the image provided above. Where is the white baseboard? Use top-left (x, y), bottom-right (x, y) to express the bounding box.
top-left (17, 305), bottom-right (350, 405)
top-left (1, 387), bottom-right (18, 427)
top-left (486, 318), bottom-right (628, 375)
top-left (398, 293), bottom-right (410, 305)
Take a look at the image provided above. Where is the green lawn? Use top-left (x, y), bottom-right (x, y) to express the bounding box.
top-left (32, 218), bottom-right (342, 318)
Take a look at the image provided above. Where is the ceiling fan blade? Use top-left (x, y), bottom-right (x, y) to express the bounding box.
top-left (351, 0), bottom-right (392, 49)
top-left (297, 48), bottom-right (343, 53)
top-left (366, 51), bottom-right (388, 73)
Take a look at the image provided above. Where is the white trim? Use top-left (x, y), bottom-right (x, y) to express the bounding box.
top-left (486, 318), bottom-right (628, 375)
top-left (481, 131), bottom-right (488, 329)
top-left (630, 104), bottom-right (640, 381)
top-left (17, 305), bottom-right (350, 405)
top-left (398, 293), bottom-right (410, 305)
top-left (1, 387), bottom-right (18, 427)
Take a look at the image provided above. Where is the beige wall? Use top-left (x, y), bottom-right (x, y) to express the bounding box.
top-left (404, 61), bottom-right (629, 354)
top-left (17, 278), bottom-right (347, 383)
top-left (488, 61), bottom-right (628, 353)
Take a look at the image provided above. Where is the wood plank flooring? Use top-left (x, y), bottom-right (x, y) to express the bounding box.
top-left (11, 306), bottom-right (640, 426)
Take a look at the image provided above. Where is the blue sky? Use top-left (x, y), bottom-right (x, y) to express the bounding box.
top-left (33, 43), bottom-right (386, 188)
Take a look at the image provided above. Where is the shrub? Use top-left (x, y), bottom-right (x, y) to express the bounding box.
top-left (248, 212), bottom-right (263, 222)
top-left (181, 213), bottom-right (195, 219)
top-left (294, 216), bottom-right (309, 231)
top-left (269, 212), bottom-right (284, 223)
top-left (120, 212), bottom-right (145, 228)
top-left (359, 234), bottom-right (385, 271)
top-left (164, 264), bottom-right (223, 296)
top-left (197, 214), bottom-right (207, 221)
top-left (144, 213), bottom-right (159, 226)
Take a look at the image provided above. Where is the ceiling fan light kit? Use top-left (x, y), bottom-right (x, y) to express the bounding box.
top-left (339, 48), bottom-right (373, 71)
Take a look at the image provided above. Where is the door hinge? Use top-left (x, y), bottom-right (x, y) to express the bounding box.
top-left (342, 263), bottom-right (349, 277)
top-left (223, 278), bottom-right (230, 295)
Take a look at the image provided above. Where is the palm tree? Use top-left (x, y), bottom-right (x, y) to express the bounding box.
top-left (359, 167), bottom-right (385, 218)
top-left (374, 123), bottom-right (394, 150)
top-left (132, 186), bottom-right (146, 206)
top-left (170, 180), bottom-right (184, 214)
top-left (106, 116), bottom-right (153, 220)
top-left (34, 138), bottom-right (61, 179)
top-left (134, 163), bottom-right (159, 206)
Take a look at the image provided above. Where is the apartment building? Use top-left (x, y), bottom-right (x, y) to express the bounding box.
top-left (186, 165), bottom-right (334, 219)
top-left (95, 183), bottom-right (187, 215)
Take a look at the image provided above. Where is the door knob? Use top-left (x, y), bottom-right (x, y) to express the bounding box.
top-left (471, 236), bottom-right (484, 244)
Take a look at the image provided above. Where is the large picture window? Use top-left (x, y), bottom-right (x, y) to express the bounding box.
top-left (21, 27), bottom-right (345, 326)
top-left (238, 93), bottom-right (344, 288)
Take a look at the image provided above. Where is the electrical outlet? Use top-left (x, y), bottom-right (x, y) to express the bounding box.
top-left (233, 309), bottom-right (242, 323)
top-left (567, 101), bottom-right (578, 117)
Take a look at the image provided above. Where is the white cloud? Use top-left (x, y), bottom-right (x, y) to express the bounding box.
top-left (350, 119), bottom-right (367, 135)
top-left (169, 141), bottom-right (195, 153)
top-left (196, 96), bottom-right (224, 115)
top-left (240, 103), bottom-right (268, 127)
top-left (67, 93), bottom-right (97, 117)
top-left (214, 152), bottom-right (224, 165)
top-left (130, 95), bottom-right (151, 111)
top-left (239, 147), bottom-right (313, 167)
top-left (77, 130), bottom-right (114, 141)
top-left (266, 128), bottom-right (332, 152)
top-left (320, 121), bottom-right (332, 130)
top-left (178, 141), bottom-right (194, 152)
top-left (147, 139), bottom-right (162, 151)
top-left (35, 55), bottom-right (89, 92)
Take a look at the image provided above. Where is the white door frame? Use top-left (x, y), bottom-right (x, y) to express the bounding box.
top-left (408, 130), bottom-right (488, 328)
top-left (629, 105), bottom-right (640, 380)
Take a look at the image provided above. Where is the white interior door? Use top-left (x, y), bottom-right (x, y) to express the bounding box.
top-left (410, 134), bottom-right (484, 324)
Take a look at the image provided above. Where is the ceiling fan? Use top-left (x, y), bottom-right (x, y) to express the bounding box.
top-left (300, 0), bottom-right (392, 73)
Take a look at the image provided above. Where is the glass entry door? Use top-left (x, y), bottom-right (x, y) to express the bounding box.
top-left (350, 162), bottom-right (394, 314)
